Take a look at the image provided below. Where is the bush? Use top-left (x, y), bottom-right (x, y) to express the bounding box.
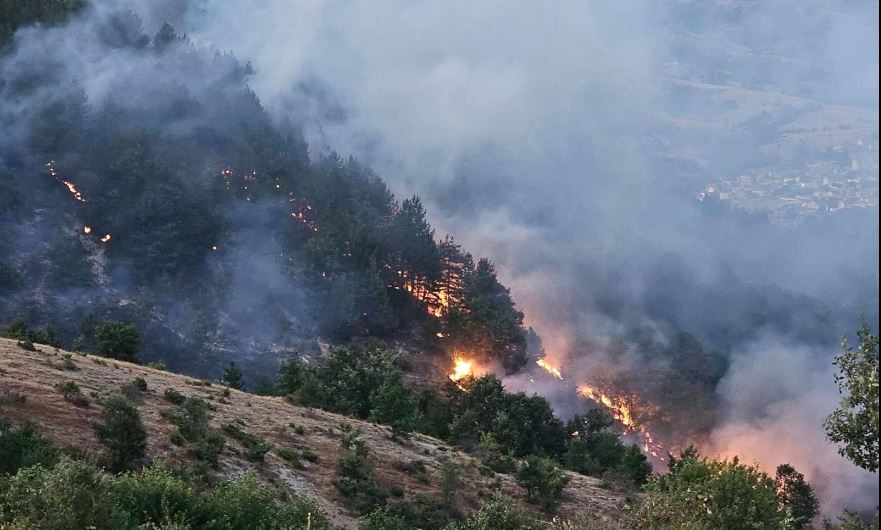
top-left (221, 424), bottom-right (270, 462)
top-left (477, 432), bottom-right (518, 474)
top-left (333, 443), bottom-right (387, 515)
top-left (0, 458), bottom-right (117, 529)
top-left (94, 321), bottom-right (140, 362)
top-left (516, 456), bottom-right (569, 512)
top-left (632, 450), bottom-right (788, 530)
top-left (132, 377), bottom-right (148, 391)
top-left (276, 447), bottom-right (304, 469)
top-left (54, 380), bottom-right (90, 407)
top-left (107, 464), bottom-right (195, 527)
top-left (193, 432), bottom-right (225, 466)
top-left (94, 395), bottom-right (147, 472)
top-left (442, 498), bottom-right (537, 530)
top-left (164, 387), bottom-right (186, 405)
top-left (361, 507), bottom-right (411, 530)
top-left (0, 418), bottom-right (59, 474)
top-left (221, 362), bottom-right (244, 390)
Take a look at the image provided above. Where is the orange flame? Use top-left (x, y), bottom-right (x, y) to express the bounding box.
top-left (449, 357), bottom-right (474, 384)
top-left (536, 358), bottom-right (563, 380)
top-left (62, 181), bottom-right (86, 202)
top-left (577, 384), bottom-right (664, 459)
top-left (100, 234), bottom-right (111, 243)
top-left (83, 226), bottom-right (92, 234)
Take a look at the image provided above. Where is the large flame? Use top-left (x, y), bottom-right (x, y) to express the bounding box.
top-left (449, 357), bottom-right (474, 384)
top-left (536, 358), bottom-right (563, 380)
top-left (577, 383), bottom-right (664, 458)
top-left (534, 357), bottom-right (664, 459)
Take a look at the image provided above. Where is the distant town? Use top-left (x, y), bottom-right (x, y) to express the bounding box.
top-left (697, 137), bottom-right (879, 226)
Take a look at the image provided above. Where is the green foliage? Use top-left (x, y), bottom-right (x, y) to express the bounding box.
top-left (333, 441), bottom-right (388, 515)
top-left (439, 457), bottom-right (460, 507)
top-left (633, 449), bottom-right (792, 530)
top-left (441, 498), bottom-right (538, 530)
top-left (361, 507), bottom-right (411, 530)
top-left (617, 445), bottom-right (653, 487)
top-left (476, 432), bottom-right (518, 474)
top-left (825, 320), bottom-right (879, 472)
top-left (0, 419), bottom-right (59, 475)
top-left (221, 362), bottom-right (244, 390)
top-left (16, 338), bottom-right (36, 351)
top-left (385, 494), bottom-right (455, 530)
top-left (165, 397), bottom-right (225, 465)
top-left (55, 380), bottom-right (90, 406)
top-left (164, 387), bottom-right (186, 405)
top-left (0, 459), bottom-right (334, 529)
top-left (446, 258), bottom-right (528, 372)
top-left (94, 395), bottom-right (147, 472)
top-left (0, 0), bottom-right (85, 47)
top-left (516, 456), bottom-right (569, 512)
top-left (132, 376), bottom-right (148, 392)
top-left (94, 321), bottom-right (141, 363)
top-left (0, 458), bottom-right (117, 530)
top-left (2, 318), bottom-right (60, 347)
top-left (191, 471), bottom-right (329, 529)
top-left (450, 375), bottom-right (567, 458)
top-left (369, 371), bottom-right (417, 440)
top-left (775, 463), bottom-right (819, 529)
top-left (275, 447), bottom-right (304, 469)
top-left (220, 423), bottom-right (270, 462)
top-left (823, 511), bottom-right (880, 530)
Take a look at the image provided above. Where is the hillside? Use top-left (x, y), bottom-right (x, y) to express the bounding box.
top-left (0, 338), bottom-right (633, 528)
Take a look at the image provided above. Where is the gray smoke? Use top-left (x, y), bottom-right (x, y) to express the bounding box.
top-left (2, 0), bottom-right (878, 516)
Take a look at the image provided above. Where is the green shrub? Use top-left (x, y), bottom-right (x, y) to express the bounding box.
top-left (94, 395), bottom-right (147, 472)
top-left (333, 443), bottom-right (387, 515)
top-left (164, 387), bottom-right (186, 405)
top-left (516, 456), bottom-right (569, 512)
top-left (632, 451), bottom-right (789, 530)
top-left (0, 458), bottom-right (117, 530)
top-left (54, 380), bottom-right (90, 407)
top-left (361, 507), bottom-right (410, 530)
top-left (94, 321), bottom-right (140, 362)
top-left (276, 447), bottom-right (304, 469)
top-left (193, 432), bottom-right (225, 465)
top-left (132, 377), bottom-right (148, 391)
top-left (192, 472), bottom-right (330, 529)
top-left (442, 498), bottom-right (537, 530)
top-left (0, 418), bottom-right (59, 474)
top-left (221, 424), bottom-right (270, 462)
top-left (107, 464), bottom-right (195, 527)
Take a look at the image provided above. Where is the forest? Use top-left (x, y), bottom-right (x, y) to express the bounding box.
top-left (0, 2), bottom-right (879, 529)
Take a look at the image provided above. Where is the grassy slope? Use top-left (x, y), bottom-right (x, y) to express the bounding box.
top-left (0, 338), bottom-right (632, 528)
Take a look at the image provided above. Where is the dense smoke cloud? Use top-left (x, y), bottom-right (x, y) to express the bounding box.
top-left (709, 334), bottom-right (879, 515)
top-left (174, 0), bottom-right (879, 513)
top-left (2, 0), bottom-right (878, 516)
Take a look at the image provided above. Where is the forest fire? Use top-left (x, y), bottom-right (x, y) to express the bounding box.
top-left (536, 358), bottom-right (563, 380)
top-left (62, 181), bottom-right (86, 202)
top-left (577, 384), bottom-right (664, 458)
top-left (449, 356), bottom-right (475, 389)
top-left (533, 356), bottom-right (664, 459)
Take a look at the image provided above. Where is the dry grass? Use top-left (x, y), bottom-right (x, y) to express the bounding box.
top-left (0, 338), bottom-right (632, 528)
